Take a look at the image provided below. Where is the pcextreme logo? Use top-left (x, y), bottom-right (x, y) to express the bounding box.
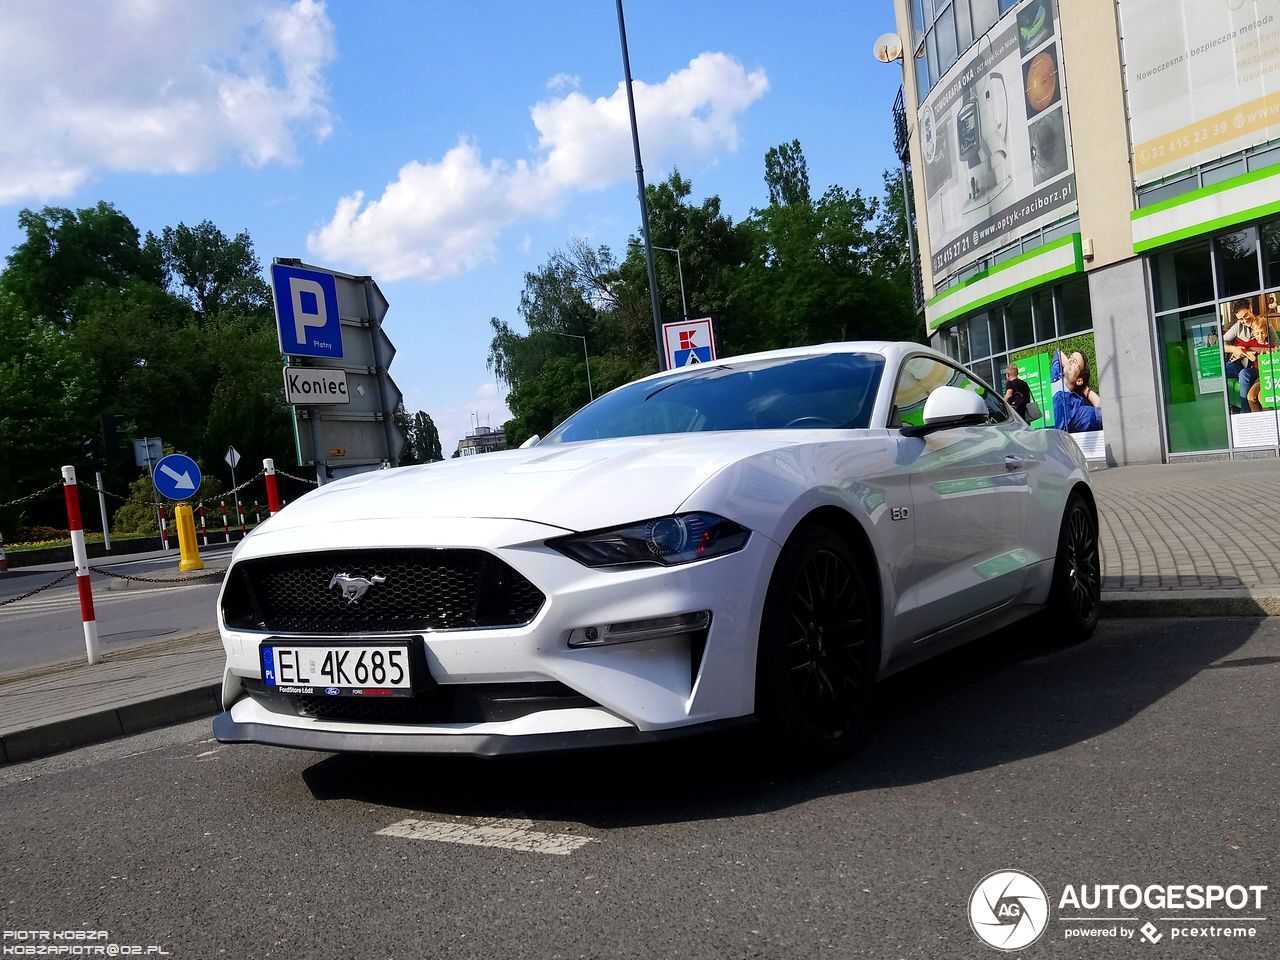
top-left (968, 872), bottom-right (1269, 951)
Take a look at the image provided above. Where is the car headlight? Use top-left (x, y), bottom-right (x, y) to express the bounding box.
top-left (549, 512), bottom-right (751, 567)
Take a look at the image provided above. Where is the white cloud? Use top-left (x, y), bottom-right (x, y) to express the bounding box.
top-left (0, 0), bottom-right (336, 205)
top-left (411, 382), bottom-right (512, 459)
top-left (308, 52), bottom-right (768, 282)
top-left (546, 73), bottom-right (581, 93)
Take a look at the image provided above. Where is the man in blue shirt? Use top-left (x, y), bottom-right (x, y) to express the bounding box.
top-left (1050, 350), bottom-right (1102, 433)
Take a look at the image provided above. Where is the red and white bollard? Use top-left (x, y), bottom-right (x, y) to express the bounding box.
top-left (263, 458), bottom-right (282, 515)
top-left (0, 531), bottom-right (8, 574)
top-left (198, 503), bottom-right (209, 547)
top-left (253, 501), bottom-right (261, 526)
top-left (221, 500), bottom-right (230, 543)
top-left (159, 504), bottom-right (170, 551)
top-left (238, 500), bottom-right (247, 535)
top-left (61, 465), bottom-right (100, 665)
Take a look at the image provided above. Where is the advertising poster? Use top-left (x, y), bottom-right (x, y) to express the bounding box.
top-left (919, 0), bottom-right (1078, 277)
top-left (1219, 292), bottom-right (1280, 447)
top-left (1012, 332), bottom-right (1105, 458)
top-left (1119, 0), bottom-right (1280, 186)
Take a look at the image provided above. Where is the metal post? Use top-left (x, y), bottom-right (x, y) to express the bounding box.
top-left (94, 469), bottom-right (112, 554)
top-left (61, 466), bottom-right (99, 665)
top-left (264, 458), bottom-right (282, 514)
top-left (144, 442), bottom-right (166, 551)
top-left (615, 0), bottom-right (666, 371)
top-left (551, 333), bottom-right (594, 401)
top-left (229, 458), bottom-right (240, 530)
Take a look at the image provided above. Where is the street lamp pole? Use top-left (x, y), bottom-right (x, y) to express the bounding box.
top-left (551, 332), bottom-right (594, 401)
top-left (615, 0), bottom-right (666, 371)
top-left (652, 245), bottom-right (688, 321)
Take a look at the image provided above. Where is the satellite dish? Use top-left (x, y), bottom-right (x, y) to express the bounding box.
top-left (874, 32), bottom-right (904, 64)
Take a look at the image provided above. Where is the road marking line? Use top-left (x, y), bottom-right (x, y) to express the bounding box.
top-left (376, 816), bottom-right (596, 856)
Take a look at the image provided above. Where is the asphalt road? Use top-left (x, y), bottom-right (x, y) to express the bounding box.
top-left (2, 617), bottom-right (1276, 958)
top-left (0, 548), bottom-right (230, 673)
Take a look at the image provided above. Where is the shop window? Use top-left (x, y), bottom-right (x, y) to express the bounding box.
top-left (1216, 227), bottom-right (1261, 298)
top-left (915, 47), bottom-right (930, 97)
top-left (989, 306), bottom-right (1007, 354)
top-left (1156, 308), bottom-right (1229, 453)
top-left (971, 0), bottom-right (998, 36)
top-left (1138, 174), bottom-right (1197, 209)
top-left (1007, 296), bottom-right (1034, 349)
top-left (1058, 276), bottom-right (1093, 334)
top-left (998, 0), bottom-right (1017, 12)
top-left (1248, 144), bottom-right (1280, 172)
top-left (1032, 289), bottom-right (1054, 342)
top-left (1153, 240), bottom-right (1214, 312)
top-left (1202, 158), bottom-right (1247, 187)
top-left (953, 319), bottom-right (971, 363)
top-left (956, 0), bottom-right (973, 50)
top-left (935, 4), bottom-right (958, 75)
top-left (969, 312), bottom-right (992, 361)
top-left (1263, 219), bottom-right (1280, 290)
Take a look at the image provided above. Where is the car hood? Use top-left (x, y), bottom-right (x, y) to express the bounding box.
top-left (257, 432), bottom-right (820, 535)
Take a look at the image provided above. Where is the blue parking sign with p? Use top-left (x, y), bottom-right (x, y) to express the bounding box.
top-left (271, 263), bottom-right (343, 359)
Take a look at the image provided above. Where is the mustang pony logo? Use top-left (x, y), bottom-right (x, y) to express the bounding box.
top-left (328, 572), bottom-right (386, 604)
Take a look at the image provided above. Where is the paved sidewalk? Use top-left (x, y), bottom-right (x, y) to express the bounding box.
top-left (0, 632), bottom-right (222, 764)
top-left (1093, 458), bottom-right (1280, 591)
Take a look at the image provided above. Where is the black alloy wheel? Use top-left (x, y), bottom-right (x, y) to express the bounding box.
top-left (757, 524), bottom-right (877, 762)
top-left (1046, 493), bottom-right (1100, 642)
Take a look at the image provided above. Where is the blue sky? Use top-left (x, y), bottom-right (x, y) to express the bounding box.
top-left (0, 1), bottom-right (904, 456)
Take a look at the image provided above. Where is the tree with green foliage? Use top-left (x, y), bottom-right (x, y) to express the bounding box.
top-left (488, 143), bottom-right (921, 444)
top-left (0, 201), bottom-right (292, 536)
top-left (402, 411), bottom-right (444, 463)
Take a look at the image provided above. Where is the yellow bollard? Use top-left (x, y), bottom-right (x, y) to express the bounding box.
top-left (175, 503), bottom-right (205, 572)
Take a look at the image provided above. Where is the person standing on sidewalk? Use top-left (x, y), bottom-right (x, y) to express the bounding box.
top-left (1004, 363), bottom-right (1032, 421)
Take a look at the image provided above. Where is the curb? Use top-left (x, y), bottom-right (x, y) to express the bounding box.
top-left (106, 566), bottom-right (229, 591)
top-left (1102, 590), bottom-right (1280, 618)
top-left (0, 683), bottom-right (222, 766)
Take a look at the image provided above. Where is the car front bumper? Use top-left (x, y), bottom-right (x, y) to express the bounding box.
top-left (215, 516), bottom-right (780, 754)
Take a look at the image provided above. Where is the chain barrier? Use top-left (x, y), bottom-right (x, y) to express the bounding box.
top-left (0, 569), bottom-right (75, 606)
top-left (93, 566), bottom-right (228, 584)
top-left (0, 481), bottom-right (62, 509)
top-left (274, 468), bottom-right (318, 486)
top-left (81, 469), bottom-right (266, 510)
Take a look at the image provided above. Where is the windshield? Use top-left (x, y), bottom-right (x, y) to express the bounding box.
top-left (541, 352), bottom-right (885, 444)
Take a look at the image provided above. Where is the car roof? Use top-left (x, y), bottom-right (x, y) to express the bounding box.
top-left (627, 341), bottom-right (951, 386)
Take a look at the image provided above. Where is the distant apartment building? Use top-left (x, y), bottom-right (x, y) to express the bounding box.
top-left (885, 0), bottom-right (1280, 465)
top-left (455, 425), bottom-right (506, 457)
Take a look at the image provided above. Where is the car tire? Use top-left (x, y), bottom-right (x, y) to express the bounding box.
top-left (1042, 492), bottom-right (1101, 644)
top-left (755, 523), bottom-right (878, 764)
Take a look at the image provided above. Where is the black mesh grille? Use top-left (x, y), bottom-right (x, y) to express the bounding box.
top-left (223, 549), bottom-right (545, 634)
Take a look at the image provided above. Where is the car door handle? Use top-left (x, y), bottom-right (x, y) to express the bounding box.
top-left (1004, 456), bottom-right (1030, 470)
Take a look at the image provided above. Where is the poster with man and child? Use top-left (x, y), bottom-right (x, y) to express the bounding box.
top-left (1215, 293), bottom-right (1280, 448)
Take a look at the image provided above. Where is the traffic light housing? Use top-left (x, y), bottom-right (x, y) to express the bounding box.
top-left (100, 414), bottom-right (127, 465)
top-left (83, 436), bottom-right (101, 467)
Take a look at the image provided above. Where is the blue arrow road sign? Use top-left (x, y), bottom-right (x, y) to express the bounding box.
top-left (271, 263), bottom-right (343, 359)
top-left (152, 454), bottom-right (202, 501)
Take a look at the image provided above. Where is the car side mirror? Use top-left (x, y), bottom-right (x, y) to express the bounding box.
top-left (901, 385), bottom-right (988, 438)
top-left (519, 434), bottom-right (541, 449)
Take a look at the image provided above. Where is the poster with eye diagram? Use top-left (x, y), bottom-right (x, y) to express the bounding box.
top-left (919, 0), bottom-right (1077, 278)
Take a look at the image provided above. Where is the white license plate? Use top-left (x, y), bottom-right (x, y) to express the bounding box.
top-left (261, 643), bottom-right (413, 697)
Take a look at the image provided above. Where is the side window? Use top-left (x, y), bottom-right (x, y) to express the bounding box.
top-left (889, 356), bottom-right (1010, 428)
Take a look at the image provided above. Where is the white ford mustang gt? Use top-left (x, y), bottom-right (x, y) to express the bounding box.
top-left (214, 341), bottom-right (1099, 760)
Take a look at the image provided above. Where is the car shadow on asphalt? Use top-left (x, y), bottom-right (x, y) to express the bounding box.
top-left (301, 617), bottom-right (1260, 829)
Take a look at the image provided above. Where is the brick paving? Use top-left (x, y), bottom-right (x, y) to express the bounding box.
top-left (1093, 457), bottom-right (1280, 592)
